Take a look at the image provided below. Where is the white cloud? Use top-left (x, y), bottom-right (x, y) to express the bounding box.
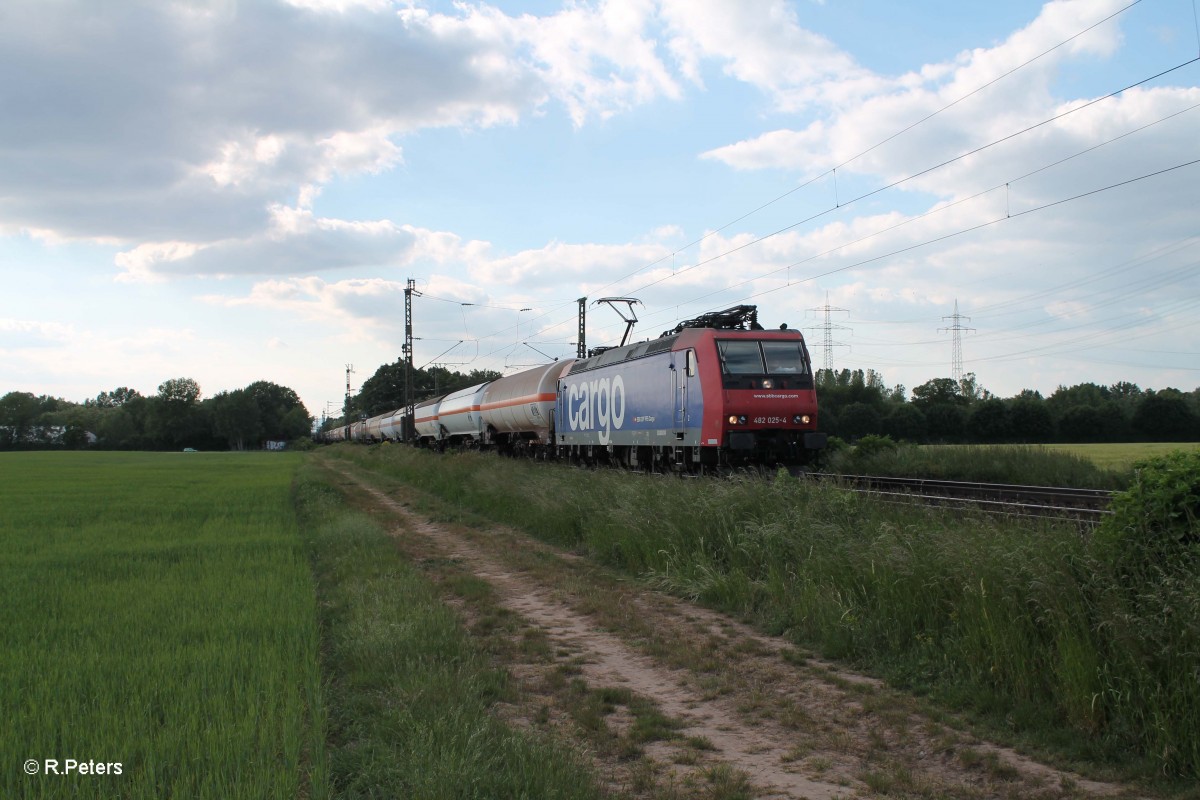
top-left (698, 0), bottom-right (1139, 185)
top-left (0, 0), bottom-right (542, 247)
top-left (659, 0), bottom-right (867, 110)
top-left (0, 319), bottom-right (76, 349)
top-left (472, 239), bottom-right (671, 286)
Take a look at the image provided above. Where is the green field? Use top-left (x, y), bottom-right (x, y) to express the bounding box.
top-left (1, 451), bottom-right (602, 800)
top-left (0, 452), bottom-right (324, 799)
top-left (1043, 441), bottom-right (1200, 470)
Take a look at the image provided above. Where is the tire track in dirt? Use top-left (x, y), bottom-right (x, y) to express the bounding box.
top-left (332, 462), bottom-right (1141, 800)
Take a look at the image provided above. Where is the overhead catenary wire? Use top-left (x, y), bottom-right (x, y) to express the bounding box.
top-left (503, 70), bottom-right (1199, 357)
top-left (610, 57), bottom-right (1200, 308)
top-left (587, 0), bottom-right (1150, 299)
top-left (404, 3), bottom-right (1199, 378)
top-left (446, 0), bottom-right (1170, 359)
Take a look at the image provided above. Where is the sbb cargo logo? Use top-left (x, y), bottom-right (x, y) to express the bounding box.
top-left (564, 375), bottom-right (626, 445)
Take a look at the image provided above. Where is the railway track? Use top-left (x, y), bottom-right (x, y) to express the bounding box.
top-left (809, 473), bottom-right (1115, 524)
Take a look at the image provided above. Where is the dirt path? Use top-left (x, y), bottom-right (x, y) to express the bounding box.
top-left (329, 461), bottom-right (1142, 800)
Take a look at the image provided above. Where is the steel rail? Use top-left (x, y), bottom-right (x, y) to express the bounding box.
top-left (807, 473), bottom-right (1115, 523)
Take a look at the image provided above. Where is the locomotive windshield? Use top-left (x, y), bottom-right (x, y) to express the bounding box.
top-left (717, 339), bottom-right (811, 389)
top-left (718, 341), bottom-right (766, 374)
top-left (762, 341), bottom-right (806, 374)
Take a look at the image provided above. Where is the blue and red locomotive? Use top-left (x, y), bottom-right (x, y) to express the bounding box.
top-left (345, 305), bottom-right (826, 469)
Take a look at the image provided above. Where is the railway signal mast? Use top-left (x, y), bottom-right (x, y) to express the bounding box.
top-left (404, 278), bottom-right (419, 442)
top-left (576, 297), bottom-right (587, 359)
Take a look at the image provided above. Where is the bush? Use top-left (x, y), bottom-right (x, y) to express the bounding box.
top-left (1091, 449), bottom-right (1200, 777)
top-left (826, 434), bottom-right (901, 474)
top-left (1097, 449), bottom-right (1200, 574)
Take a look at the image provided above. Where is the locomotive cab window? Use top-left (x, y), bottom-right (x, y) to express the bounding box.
top-left (762, 341), bottom-right (806, 375)
top-left (717, 338), bottom-right (812, 390)
top-left (717, 341), bottom-right (765, 374)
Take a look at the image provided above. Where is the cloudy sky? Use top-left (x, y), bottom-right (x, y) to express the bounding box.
top-left (2, 0), bottom-right (1198, 422)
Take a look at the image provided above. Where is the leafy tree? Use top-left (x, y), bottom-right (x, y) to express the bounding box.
top-left (281, 406), bottom-right (312, 440)
top-left (147, 378), bottom-right (206, 449)
top-left (90, 387), bottom-right (143, 408)
top-left (355, 360), bottom-right (409, 417)
top-left (0, 391), bottom-right (44, 446)
top-left (968, 398), bottom-right (1011, 442)
top-left (1047, 382), bottom-right (1109, 413)
top-left (0, 392), bottom-right (68, 447)
top-left (958, 373), bottom-right (991, 402)
top-left (211, 389), bottom-right (262, 450)
top-left (1008, 397), bottom-right (1055, 442)
top-left (354, 360), bottom-right (501, 418)
top-left (244, 381), bottom-right (310, 441)
top-left (157, 377), bottom-right (201, 405)
top-left (818, 408), bottom-right (838, 438)
top-left (1108, 381), bottom-right (1143, 411)
top-left (839, 403), bottom-right (883, 440)
top-left (97, 395), bottom-right (151, 449)
top-left (924, 403), bottom-right (967, 442)
top-left (883, 403), bottom-right (926, 442)
top-left (816, 368), bottom-right (892, 409)
top-left (1133, 391), bottom-right (1198, 441)
top-left (911, 377), bottom-right (965, 408)
top-left (1057, 405), bottom-right (1108, 443)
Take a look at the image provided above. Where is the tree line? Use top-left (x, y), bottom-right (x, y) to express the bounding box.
top-left (325, 358), bottom-right (1200, 444)
top-left (9, 362), bottom-right (1194, 451)
top-left (0, 378), bottom-right (312, 451)
top-left (817, 369), bottom-right (1200, 443)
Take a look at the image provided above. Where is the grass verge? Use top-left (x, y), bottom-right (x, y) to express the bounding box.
top-left (294, 459), bottom-right (604, 799)
top-left (325, 443), bottom-right (1200, 789)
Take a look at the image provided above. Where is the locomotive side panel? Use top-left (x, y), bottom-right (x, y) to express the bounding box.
top-left (556, 349), bottom-right (705, 447)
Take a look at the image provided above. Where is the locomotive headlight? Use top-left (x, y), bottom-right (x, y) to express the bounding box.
top-left (739, 415), bottom-right (747, 425)
top-left (793, 414), bottom-right (811, 424)
top-left (760, 378), bottom-right (774, 389)
top-left (728, 415), bottom-right (739, 425)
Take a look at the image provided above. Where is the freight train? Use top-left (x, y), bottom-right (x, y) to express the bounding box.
top-left (325, 306), bottom-right (827, 469)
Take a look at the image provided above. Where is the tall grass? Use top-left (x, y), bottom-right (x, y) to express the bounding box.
top-left (0, 452), bottom-right (325, 800)
top-left (293, 461), bottom-right (603, 799)
top-left (327, 444), bottom-right (1199, 782)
